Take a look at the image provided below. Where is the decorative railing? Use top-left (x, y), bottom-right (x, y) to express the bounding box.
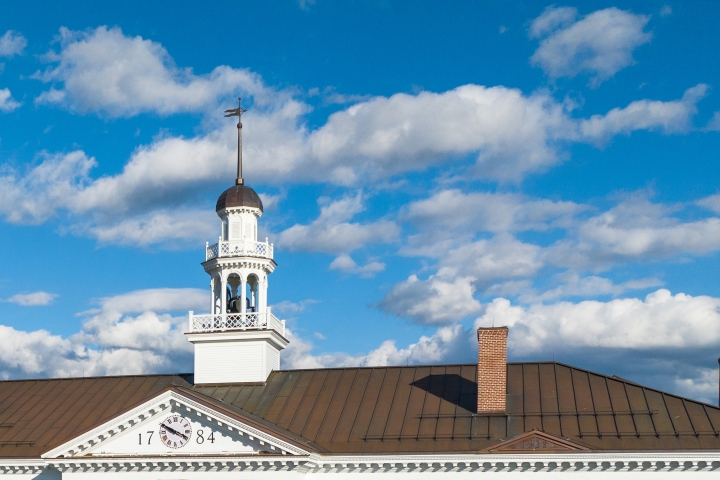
top-left (188, 309), bottom-right (285, 336)
top-left (205, 239), bottom-right (273, 261)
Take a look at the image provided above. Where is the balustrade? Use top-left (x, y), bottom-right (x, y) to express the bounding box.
top-left (188, 310), bottom-right (285, 336)
top-left (205, 239), bottom-right (273, 261)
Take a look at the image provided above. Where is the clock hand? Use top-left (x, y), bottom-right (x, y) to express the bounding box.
top-left (161, 423), bottom-right (189, 441)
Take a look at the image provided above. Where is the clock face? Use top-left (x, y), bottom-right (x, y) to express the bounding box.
top-left (159, 415), bottom-right (192, 449)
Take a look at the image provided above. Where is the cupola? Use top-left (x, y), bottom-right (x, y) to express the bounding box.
top-left (186, 98), bottom-right (287, 384)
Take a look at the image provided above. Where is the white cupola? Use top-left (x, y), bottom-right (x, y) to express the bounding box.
top-left (186, 98), bottom-right (287, 384)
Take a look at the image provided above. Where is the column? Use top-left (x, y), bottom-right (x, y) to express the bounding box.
top-left (220, 276), bottom-right (227, 316)
top-left (210, 277), bottom-right (215, 313)
top-left (240, 277), bottom-right (247, 314)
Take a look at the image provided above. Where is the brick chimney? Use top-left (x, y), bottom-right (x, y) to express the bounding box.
top-left (477, 326), bottom-right (508, 412)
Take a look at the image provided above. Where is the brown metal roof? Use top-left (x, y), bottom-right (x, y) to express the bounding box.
top-left (192, 362), bottom-right (720, 453)
top-left (0, 374), bottom-right (192, 458)
top-left (1, 363), bottom-right (719, 458)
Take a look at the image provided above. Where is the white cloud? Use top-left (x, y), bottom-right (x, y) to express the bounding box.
top-left (272, 299), bottom-right (319, 316)
top-left (377, 274), bottom-right (482, 325)
top-left (478, 289), bottom-right (720, 351)
top-left (0, 288), bottom-right (206, 379)
top-left (530, 7), bottom-right (652, 85)
top-left (660, 5), bottom-right (673, 17)
top-left (0, 88), bottom-right (20, 112)
top-left (529, 6), bottom-right (578, 38)
top-left (0, 27), bottom-right (704, 249)
top-left (438, 236), bottom-right (543, 284)
top-left (0, 30), bottom-right (26, 57)
top-left (581, 84), bottom-right (707, 140)
top-left (283, 324), bottom-right (469, 369)
top-left (697, 193), bottom-right (720, 213)
top-left (80, 209), bottom-right (217, 247)
top-left (403, 189), bottom-right (584, 233)
top-left (704, 112), bottom-right (720, 132)
top-left (518, 272), bottom-right (662, 303)
top-left (5, 292), bottom-right (58, 306)
top-left (35, 26), bottom-right (266, 117)
top-left (277, 193), bottom-right (399, 254)
top-left (545, 195), bottom-right (720, 268)
top-left (329, 254), bottom-right (385, 277)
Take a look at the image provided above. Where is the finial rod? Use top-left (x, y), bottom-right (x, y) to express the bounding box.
top-left (224, 97), bottom-right (248, 185)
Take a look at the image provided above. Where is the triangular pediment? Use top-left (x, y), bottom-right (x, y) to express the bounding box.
top-left (42, 389), bottom-right (310, 458)
top-left (486, 430), bottom-right (590, 453)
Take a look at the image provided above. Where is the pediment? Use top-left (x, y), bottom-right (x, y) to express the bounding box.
top-left (486, 430), bottom-right (590, 453)
top-left (42, 389), bottom-right (309, 458)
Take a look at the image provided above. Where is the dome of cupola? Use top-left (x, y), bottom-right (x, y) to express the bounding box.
top-left (215, 184), bottom-right (264, 213)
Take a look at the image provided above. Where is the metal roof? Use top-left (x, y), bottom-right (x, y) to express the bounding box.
top-left (0, 363), bottom-right (719, 458)
top-left (215, 184), bottom-right (263, 213)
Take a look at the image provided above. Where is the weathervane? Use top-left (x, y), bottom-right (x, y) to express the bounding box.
top-left (224, 97), bottom-right (248, 185)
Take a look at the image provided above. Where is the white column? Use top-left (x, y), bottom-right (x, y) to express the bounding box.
top-left (260, 277), bottom-right (268, 311)
top-left (209, 277), bottom-right (215, 313)
top-left (240, 277), bottom-right (247, 314)
top-left (220, 276), bottom-right (227, 315)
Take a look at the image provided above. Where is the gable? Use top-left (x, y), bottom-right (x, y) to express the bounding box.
top-left (486, 430), bottom-right (590, 453)
top-left (42, 390), bottom-right (310, 458)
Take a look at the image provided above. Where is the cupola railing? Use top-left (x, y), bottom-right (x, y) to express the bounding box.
top-left (205, 238), bottom-right (274, 261)
top-left (188, 308), bottom-right (285, 336)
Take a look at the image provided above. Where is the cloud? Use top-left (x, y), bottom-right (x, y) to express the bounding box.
top-left (545, 195), bottom-right (720, 269)
top-left (282, 324), bottom-right (471, 369)
top-left (517, 272), bottom-right (662, 303)
top-left (660, 5), bottom-right (673, 17)
top-left (0, 288), bottom-right (206, 379)
top-left (697, 193), bottom-right (720, 213)
top-left (581, 84), bottom-right (707, 140)
top-left (5, 292), bottom-right (58, 306)
top-left (478, 289), bottom-right (720, 351)
top-left (377, 274), bottom-right (482, 325)
top-left (329, 254), bottom-right (385, 277)
top-left (529, 6), bottom-right (578, 38)
top-left (0, 26), bottom-right (705, 249)
top-left (530, 7), bottom-right (652, 85)
top-left (271, 299), bottom-right (319, 316)
top-left (0, 88), bottom-right (20, 112)
top-left (35, 26), bottom-right (266, 117)
top-left (403, 189), bottom-right (584, 233)
top-left (277, 193), bottom-right (399, 254)
top-left (0, 30), bottom-right (26, 57)
top-left (704, 112), bottom-right (720, 132)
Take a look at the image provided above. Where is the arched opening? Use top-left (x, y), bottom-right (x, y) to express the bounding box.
top-left (246, 274), bottom-right (259, 312)
top-left (226, 273), bottom-right (242, 313)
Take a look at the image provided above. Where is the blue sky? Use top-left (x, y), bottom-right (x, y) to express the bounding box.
top-left (1, 1), bottom-right (720, 402)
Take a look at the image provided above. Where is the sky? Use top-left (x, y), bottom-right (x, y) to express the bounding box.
top-left (1, 1), bottom-right (720, 402)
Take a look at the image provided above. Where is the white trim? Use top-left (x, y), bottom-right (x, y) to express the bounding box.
top-left (42, 390), bottom-right (310, 459)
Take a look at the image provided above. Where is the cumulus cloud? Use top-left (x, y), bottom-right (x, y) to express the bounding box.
top-left (0, 30), bottom-right (26, 57)
top-left (518, 272), bottom-right (662, 303)
top-left (5, 292), bottom-right (58, 306)
top-left (530, 6), bottom-right (652, 85)
top-left (377, 274), bottom-right (482, 325)
top-left (0, 26), bottom-right (705, 248)
top-left (283, 324), bottom-right (470, 369)
top-left (403, 189), bottom-right (584, 233)
top-left (545, 195), bottom-right (720, 269)
top-left (0, 88), bottom-right (20, 112)
top-left (35, 26), bottom-right (266, 116)
top-left (0, 288), bottom-right (205, 379)
top-left (581, 84), bottom-right (707, 141)
top-left (329, 254), bottom-right (385, 277)
top-left (704, 112), bottom-right (720, 132)
top-left (277, 193), bottom-right (399, 254)
top-left (478, 289), bottom-right (720, 351)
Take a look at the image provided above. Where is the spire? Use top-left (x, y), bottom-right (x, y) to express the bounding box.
top-left (224, 97), bottom-right (248, 185)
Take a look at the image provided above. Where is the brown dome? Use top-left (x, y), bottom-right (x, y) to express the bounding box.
top-left (215, 184), bottom-right (263, 213)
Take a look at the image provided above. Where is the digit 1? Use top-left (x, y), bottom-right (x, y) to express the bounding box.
top-left (138, 433), bottom-right (142, 445)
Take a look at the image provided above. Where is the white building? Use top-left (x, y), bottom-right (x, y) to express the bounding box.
top-left (1, 106), bottom-right (719, 478)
